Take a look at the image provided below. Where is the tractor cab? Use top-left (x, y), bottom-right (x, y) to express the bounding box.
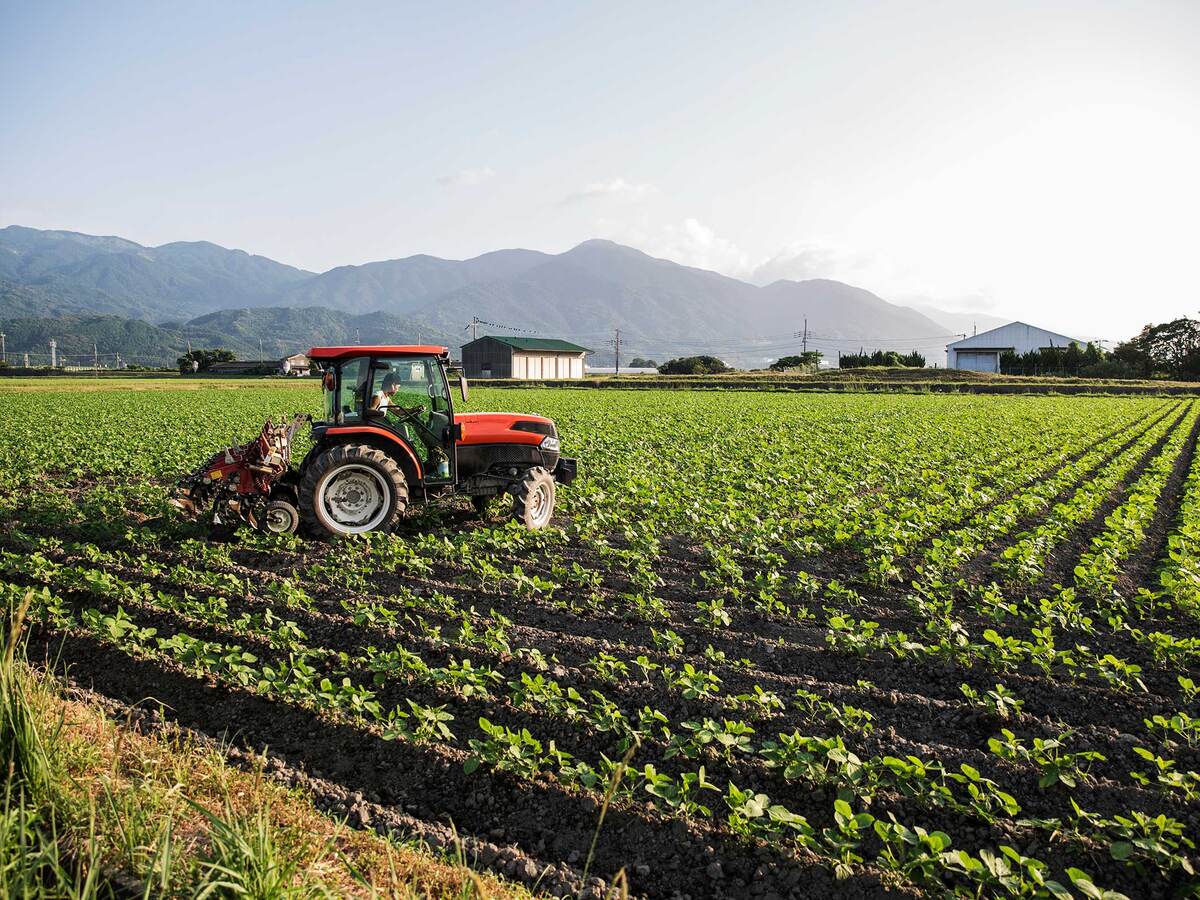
top-left (310, 345), bottom-right (464, 488)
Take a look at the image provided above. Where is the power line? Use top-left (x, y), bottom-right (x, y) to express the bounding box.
top-left (466, 317), bottom-right (541, 335)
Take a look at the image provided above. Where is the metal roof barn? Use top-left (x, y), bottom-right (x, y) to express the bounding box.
top-left (461, 335), bottom-right (591, 379)
top-left (946, 321), bottom-right (1083, 372)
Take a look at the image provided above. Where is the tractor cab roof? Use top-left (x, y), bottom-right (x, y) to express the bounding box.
top-left (308, 345), bottom-right (450, 363)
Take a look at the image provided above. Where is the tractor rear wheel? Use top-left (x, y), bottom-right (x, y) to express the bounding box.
top-left (300, 444), bottom-right (408, 537)
top-left (510, 467), bottom-right (555, 529)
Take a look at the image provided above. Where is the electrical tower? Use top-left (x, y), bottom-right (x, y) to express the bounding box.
top-left (49, 339), bottom-right (57, 368)
top-left (611, 329), bottom-right (622, 375)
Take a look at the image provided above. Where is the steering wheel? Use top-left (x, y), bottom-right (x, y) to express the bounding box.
top-left (387, 404), bottom-right (425, 424)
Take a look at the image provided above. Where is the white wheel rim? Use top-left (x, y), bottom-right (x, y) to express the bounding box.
top-left (528, 482), bottom-right (553, 527)
top-left (265, 505), bottom-right (296, 533)
top-left (317, 463), bottom-right (390, 533)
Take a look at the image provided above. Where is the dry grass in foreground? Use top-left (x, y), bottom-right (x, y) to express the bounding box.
top-left (2, 596), bottom-right (536, 899)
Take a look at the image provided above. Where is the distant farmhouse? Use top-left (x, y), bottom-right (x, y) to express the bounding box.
top-left (208, 353), bottom-right (311, 376)
top-left (946, 322), bottom-right (1082, 373)
top-left (462, 336), bottom-right (590, 379)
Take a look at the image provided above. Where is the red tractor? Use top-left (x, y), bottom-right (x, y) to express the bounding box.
top-left (172, 345), bottom-right (576, 537)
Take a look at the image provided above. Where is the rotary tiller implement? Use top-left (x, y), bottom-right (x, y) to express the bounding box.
top-left (171, 413), bottom-right (308, 536)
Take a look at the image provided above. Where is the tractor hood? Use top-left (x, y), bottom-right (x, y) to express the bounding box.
top-left (455, 412), bottom-right (556, 447)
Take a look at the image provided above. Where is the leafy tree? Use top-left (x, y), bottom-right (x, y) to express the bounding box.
top-left (1001, 324), bottom-right (1200, 380)
top-left (178, 348), bottom-right (236, 374)
top-left (1001, 342), bottom-right (1106, 376)
top-left (839, 350), bottom-right (925, 368)
top-left (769, 352), bottom-right (823, 371)
top-left (658, 355), bottom-right (731, 375)
top-left (628, 357), bottom-right (658, 368)
top-left (1112, 317), bottom-right (1200, 378)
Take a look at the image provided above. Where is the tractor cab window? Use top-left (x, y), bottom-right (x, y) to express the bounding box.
top-left (331, 357), bottom-right (370, 424)
top-left (368, 356), bottom-right (453, 465)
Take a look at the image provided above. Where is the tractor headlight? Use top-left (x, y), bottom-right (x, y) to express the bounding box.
top-left (540, 435), bottom-right (560, 452)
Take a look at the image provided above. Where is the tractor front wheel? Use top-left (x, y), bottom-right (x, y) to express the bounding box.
top-left (510, 467), bottom-right (555, 529)
top-left (300, 444), bottom-right (408, 537)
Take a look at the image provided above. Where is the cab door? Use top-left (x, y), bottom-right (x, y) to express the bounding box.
top-left (365, 356), bottom-right (457, 485)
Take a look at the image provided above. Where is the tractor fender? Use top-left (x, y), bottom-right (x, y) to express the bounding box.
top-left (313, 426), bottom-right (424, 488)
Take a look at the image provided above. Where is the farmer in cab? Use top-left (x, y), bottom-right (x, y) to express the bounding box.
top-left (370, 371), bottom-right (450, 476)
top-left (370, 372), bottom-right (402, 413)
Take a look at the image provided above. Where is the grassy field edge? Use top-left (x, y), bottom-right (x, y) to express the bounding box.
top-left (2, 595), bottom-right (536, 900)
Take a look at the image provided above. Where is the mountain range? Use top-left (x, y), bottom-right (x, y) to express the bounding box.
top-left (0, 225), bottom-right (1002, 368)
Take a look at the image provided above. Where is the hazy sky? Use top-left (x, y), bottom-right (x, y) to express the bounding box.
top-left (3, 0), bottom-right (1198, 340)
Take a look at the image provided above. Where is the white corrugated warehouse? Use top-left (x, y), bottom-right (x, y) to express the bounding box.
top-left (946, 321), bottom-right (1083, 372)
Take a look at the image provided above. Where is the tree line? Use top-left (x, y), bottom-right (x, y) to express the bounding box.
top-left (1002, 317), bottom-right (1200, 379)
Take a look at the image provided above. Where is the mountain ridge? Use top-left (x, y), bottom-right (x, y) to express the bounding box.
top-left (0, 225), bottom-right (1002, 367)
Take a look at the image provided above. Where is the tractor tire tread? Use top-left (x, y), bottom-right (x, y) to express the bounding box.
top-left (299, 443), bottom-right (409, 538)
top-left (510, 466), bottom-right (555, 529)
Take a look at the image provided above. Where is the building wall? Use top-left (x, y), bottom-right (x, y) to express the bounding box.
top-left (513, 352), bottom-right (584, 379)
top-left (952, 350), bottom-right (1001, 373)
top-left (462, 339), bottom-right (513, 378)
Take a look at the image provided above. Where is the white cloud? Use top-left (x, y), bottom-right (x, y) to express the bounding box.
top-left (655, 218), bottom-right (754, 276)
top-left (560, 177), bottom-right (655, 205)
top-left (751, 242), bottom-right (849, 285)
top-left (590, 215), bottom-right (1002, 318)
top-left (437, 166), bottom-right (495, 187)
top-left (752, 240), bottom-right (1003, 318)
top-left (594, 217), bottom-right (754, 275)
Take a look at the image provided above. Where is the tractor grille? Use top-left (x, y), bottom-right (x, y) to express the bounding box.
top-left (458, 443), bottom-right (546, 477)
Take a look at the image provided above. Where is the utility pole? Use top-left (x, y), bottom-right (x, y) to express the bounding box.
top-left (23, 352), bottom-right (29, 368)
top-left (49, 339), bottom-right (57, 368)
top-left (0, 331), bottom-right (5, 364)
top-left (93, 342), bottom-right (99, 375)
top-left (611, 329), bottom-right (621, 375)
top-left (466, 316), bottom-right (481, 341)
top-left (793, 318), bottom-right (809, 354)
top-left (259, 337), bottom-right (265, 361)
